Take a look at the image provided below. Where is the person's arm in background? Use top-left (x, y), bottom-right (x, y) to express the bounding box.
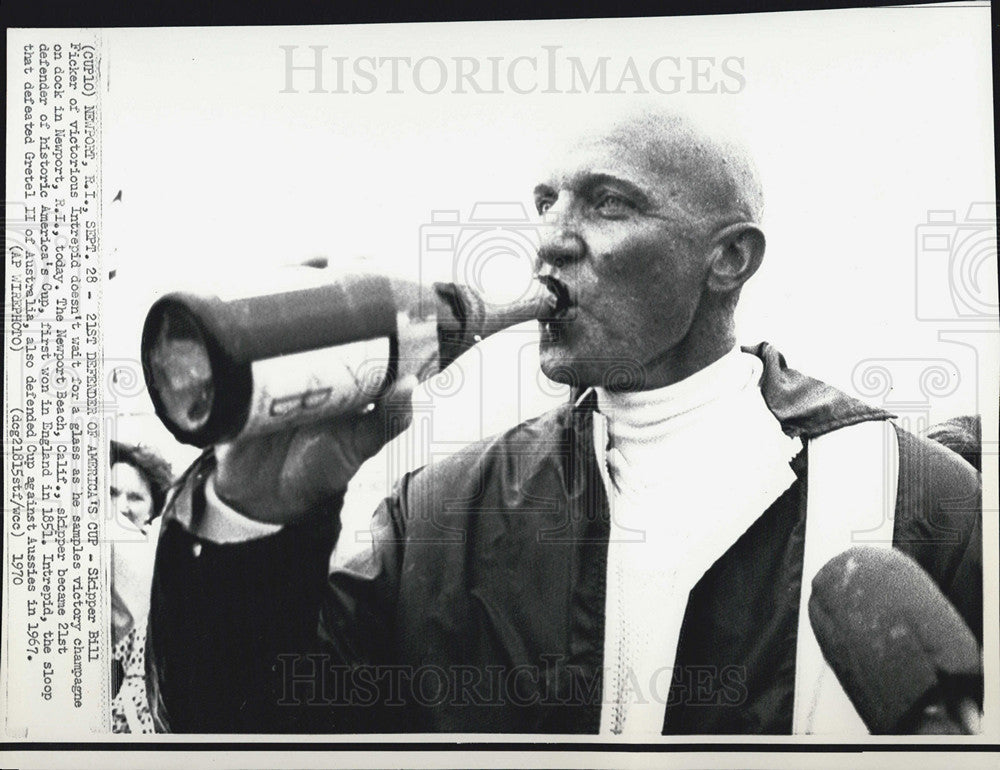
top-left (146, 380), bottom-right (416, 733)
top-left (893, 427), bottom-right (982, 644)
top-left (892, 425), bottom-right (984, 733)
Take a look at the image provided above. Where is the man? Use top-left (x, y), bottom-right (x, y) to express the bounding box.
top-left (147, 106), bottom-right (982, 734)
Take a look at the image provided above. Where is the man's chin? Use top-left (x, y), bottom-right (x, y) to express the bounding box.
top-left (540, 345), bottom-right (649, 392)
top-left (539, 348), bottom-right (593, 390)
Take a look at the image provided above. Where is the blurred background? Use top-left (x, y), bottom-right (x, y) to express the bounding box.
top-left (99, 7), bottom-right (996, 539)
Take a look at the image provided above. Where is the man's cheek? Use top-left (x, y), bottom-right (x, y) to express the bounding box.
top-left (591, 230), bottom-right (670, 277)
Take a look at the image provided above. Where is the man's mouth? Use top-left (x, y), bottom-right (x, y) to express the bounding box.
top-left (536, 275), bottom-right (574, 322)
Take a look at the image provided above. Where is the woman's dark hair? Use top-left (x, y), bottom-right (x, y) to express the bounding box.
top-left (109, 440), bottom-right (175, 519)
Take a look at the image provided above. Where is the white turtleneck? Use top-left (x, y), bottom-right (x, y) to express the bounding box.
top-left (593, 347), bottom-right (803, 736)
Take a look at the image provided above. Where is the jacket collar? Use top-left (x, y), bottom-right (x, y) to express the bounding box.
top-left (572, 341), bottom-right (893, 440)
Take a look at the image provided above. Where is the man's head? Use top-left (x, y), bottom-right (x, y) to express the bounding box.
top-left (533, 104), bottom-right (766, 391)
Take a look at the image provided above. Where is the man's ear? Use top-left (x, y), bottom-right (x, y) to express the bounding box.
top-left (705, 222), bottom-right (766, 294)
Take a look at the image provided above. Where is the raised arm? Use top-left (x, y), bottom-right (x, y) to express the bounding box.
top-left (146, 381), bottom-right (415, 733)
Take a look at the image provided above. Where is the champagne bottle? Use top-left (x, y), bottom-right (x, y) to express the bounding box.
top-left (140, 267), bottom-right (553, 447)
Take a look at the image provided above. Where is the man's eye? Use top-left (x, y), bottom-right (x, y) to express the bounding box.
top-left (595, 193), bottom-right (633, 214)
top-left (536, 197), bottom-right (555, 215)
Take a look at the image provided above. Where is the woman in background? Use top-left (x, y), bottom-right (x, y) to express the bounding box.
top-left (110, 440), bottom-right (173, 734)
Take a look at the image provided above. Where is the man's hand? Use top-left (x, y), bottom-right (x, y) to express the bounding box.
top-left (213, 375), bottom-right (417, 525)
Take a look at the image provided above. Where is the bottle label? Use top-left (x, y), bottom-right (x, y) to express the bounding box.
top-left (241, 336), bottom-right (392, 436)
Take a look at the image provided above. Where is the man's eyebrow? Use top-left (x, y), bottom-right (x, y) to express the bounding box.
top-left (582, 173), bottom-right (652, 204)
top-left (534, 174), bottom-right (654, 206)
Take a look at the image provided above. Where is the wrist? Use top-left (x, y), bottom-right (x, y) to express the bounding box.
top-left (198, 471), bottom-right (286, 543)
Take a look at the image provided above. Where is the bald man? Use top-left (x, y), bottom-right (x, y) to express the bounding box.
top-left (147, 107), bottom-right (982, 735)
top-left (532, 107), bottom-right (765, 391)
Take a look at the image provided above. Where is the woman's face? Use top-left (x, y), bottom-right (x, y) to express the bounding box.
top-left (110, 462), bottom-right (154, 532)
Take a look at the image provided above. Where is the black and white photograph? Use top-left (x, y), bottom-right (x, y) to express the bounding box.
top-left (2, 2), bottom-right (997, 768)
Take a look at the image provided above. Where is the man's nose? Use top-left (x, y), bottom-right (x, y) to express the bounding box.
top-left (536, 200), bottom-right (585, 272)
top-left (536, 230), bottom-right (586, 274)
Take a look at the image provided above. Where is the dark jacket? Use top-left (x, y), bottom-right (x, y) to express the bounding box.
top-left (147, 343), bottom-right (982, 734)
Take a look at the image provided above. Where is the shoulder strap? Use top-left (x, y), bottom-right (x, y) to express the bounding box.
top-left (793, 419), bottom-right (899, 734)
